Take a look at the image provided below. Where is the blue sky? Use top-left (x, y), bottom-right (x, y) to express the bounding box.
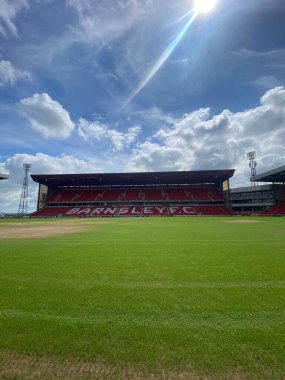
top-left (0, 0), bottom-right (285, 212)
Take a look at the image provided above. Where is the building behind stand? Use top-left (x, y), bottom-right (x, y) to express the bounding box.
top-left (231, 165), bottom-right (285, 215)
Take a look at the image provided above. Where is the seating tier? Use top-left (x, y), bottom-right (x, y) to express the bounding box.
top-left (46, 187), bottom-right (225, 204)
top-left (263, 203), bottom-right (285, 215)
top-left (31, 205), bottom-right (234, 218)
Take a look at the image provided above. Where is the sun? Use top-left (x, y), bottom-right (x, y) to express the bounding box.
top-left (194, 0), bottom-right (218, 14)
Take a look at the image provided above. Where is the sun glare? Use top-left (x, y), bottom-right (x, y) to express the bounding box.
top-left (194, 0), bottom-right (218, 14)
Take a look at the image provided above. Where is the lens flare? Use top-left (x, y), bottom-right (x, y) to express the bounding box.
top-left (120, 0), bottom-right (218, 110)
top-left (120, 12), bottom-right (197, 110)
top-left (194, 0), bottom-right (217, 14)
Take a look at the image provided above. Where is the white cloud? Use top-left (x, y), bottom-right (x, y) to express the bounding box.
top-left (126, 87), bottom-right (285, 186)
top-left (2, 87), bottom-right (285, 213)
top-left (77, 118), bottom-right (141, 151)
top-left (0, 152), bottom-right (99, 213)
top-left (67, 0), bottom-right (154, 23)
top-left (0, 0), bottom-right (28, 38)
top-left (236, 48), bottom-right (285, 61)
top-left (19, 93), bottom-right (75, 139)
top-left (66, 0), bottom-right (92, 14)
top-left (254, 75), bottom-right (281, 90)
top-left (0, 60), bottom-right (31, 86)
top-left (235, 48), bottom-right (285, 72)
top-left (41, 0), bottom-right (156, 64)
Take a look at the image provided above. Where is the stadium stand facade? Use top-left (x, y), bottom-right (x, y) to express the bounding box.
top-left (31, 170), bottom-right (235, 217)
top-left (231, 184), bottom-right (277, 214)
top-left (251, 165), bottom-right (285, 215)
top-left (231, 165), bottom-right (285, 215)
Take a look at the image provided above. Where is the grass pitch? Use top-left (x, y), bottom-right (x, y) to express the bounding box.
top-left (0, 217), bottom-right (284, 379)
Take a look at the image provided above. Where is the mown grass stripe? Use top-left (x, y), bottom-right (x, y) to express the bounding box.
top-left (1, 309), bottom-right (284, 329)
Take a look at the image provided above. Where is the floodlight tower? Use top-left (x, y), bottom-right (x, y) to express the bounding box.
top-left (18, 163), bottom-right (31, 216)
top-left (247, 151), bottom-right (257, 186)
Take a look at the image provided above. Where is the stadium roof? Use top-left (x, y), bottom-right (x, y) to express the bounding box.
top-left (0, 173), bottom-right (9, 180)
top-left (31, 169), bottom-right (235, 187)
top-left (251, 165), bottom-right (285, 183)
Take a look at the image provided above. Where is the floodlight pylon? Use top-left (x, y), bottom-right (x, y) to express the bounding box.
top-left (18, 163), bottom-right (31, 216)
top-left (247, 151), bottom-right (257, 186)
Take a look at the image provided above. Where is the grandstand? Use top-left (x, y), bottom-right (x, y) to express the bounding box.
top-left (230, 165), bottom-right (285, 215)
top-left (231, 184), bottom-right (277, 214)
top-left (251, 165), bottom-right (285, 215)
top-left (30, 169), bottom-right (235, 217)
top-left (251, 164), bottom-right (285, 184)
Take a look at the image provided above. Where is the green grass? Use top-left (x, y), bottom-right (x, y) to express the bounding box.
top-left (0, 217), bottom-right (284, 379)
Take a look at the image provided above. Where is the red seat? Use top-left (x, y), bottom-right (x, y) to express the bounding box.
top-left (75, 190), bottom-right (102, 202)
top-left (121, 189), bottom-right (142, 201)
top-left (263, 203), bottom-right (285, 215)
top-left (30, 207), bottom-right (70, 217)
top-left (165, 188), bottom-right (189, 201)
top-left (99, 190), bottom-right (122, 202)
top-left (142, 189), bottom-right (166, 201)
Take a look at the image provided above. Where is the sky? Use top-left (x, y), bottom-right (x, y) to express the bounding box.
top-left (0, 0), bottom-right (285, 213)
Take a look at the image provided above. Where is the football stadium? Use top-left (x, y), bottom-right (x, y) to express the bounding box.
top-left (1, 0), bottom-right (285, 377)
top-left (29, 165), bottom-right (285, 218)
top-left (0, 165), bottom-right (285, 379)
top-left (30, 169), bottom-right (235, 218)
